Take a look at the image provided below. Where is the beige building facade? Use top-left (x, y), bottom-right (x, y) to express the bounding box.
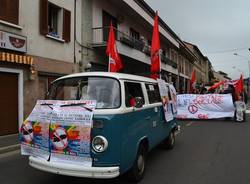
top-left (0, 0), bottom-right (82, 135)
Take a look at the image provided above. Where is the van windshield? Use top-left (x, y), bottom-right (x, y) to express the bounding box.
top-left (48, 77), bottom-right (121, 109)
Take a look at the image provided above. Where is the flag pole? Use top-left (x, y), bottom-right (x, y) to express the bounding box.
top-left (108, 56), bottom-right (110, 72)
top-left (159, 49), bottom-right (162, 79)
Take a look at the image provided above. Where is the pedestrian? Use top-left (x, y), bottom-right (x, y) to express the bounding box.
top-left (243, 89), bottom-right (248, 104)
top-left (234, 95), bottom-right (246, 122)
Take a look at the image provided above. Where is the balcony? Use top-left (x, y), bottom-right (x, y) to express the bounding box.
top-left (92, 27), bottom-right (177, 70)
top-left (93, 27), bottom-right (148, 52)
top-left (161, 54), bottom-right (177, 69)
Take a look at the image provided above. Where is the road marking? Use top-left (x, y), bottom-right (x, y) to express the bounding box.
top-left (246, 110), bottom-right (250, 114)
top-left (186, 121), bottom-right (194, 127)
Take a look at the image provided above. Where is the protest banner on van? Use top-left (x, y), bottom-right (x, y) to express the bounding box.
top-left (176, 94), bottom-right (235, 119)
top-left (19, 100), bottom-right (54, 160)
top-left (50, 100), bottom-right (96, 166)
top-left (157, 79), bottom-right (174, 122)
top-left (20, 100), bottom-right (96, 166)
top-left (169, 84), bottom-right (177, 116)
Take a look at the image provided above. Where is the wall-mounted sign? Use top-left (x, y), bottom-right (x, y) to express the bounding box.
top-left (0, 30), bottom-right (27, 53)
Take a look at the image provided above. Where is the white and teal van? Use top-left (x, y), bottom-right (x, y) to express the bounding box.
top-left (29, 72), bottom-right (178, 182)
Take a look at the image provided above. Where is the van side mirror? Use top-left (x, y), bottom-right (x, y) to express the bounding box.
top-left (134, 97), bottom-right (143, 108)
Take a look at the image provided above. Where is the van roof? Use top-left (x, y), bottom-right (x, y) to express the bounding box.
top-left (55, 72), bottom-right (159, 83)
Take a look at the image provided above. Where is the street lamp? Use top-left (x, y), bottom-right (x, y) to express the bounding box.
top-left (233, 53), bottom-right (250, 77)
top-left (234, 52), bottom-right (250, 99)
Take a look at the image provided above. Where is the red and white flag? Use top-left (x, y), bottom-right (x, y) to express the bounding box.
top-left (150, 11), bottom-right (161, 79)
top-left (106, 22), bottom-right (123, 72)
top-left (234, 74), bottom-right (243, 94)
top-left (189, 70), bottom-right (196, 93)
top-left (208, 80), bottom-right (225, 92)
top-left (224, 74), bottom-right (244, 93)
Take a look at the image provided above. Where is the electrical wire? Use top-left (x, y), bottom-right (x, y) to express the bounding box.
top-left (204, 47), bottom-right (249, 54)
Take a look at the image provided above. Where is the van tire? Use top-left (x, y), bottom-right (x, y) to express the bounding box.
top-left (161, 131), bottom-right (175, 150)
top-left (127, 143), bottom-right (147, 182)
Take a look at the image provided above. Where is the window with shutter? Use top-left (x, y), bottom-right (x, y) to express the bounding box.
top-left (0, 0), bottom-right (8, 21)
top-left (48, 3), bottom-right (60, 38)
top-left (40, 0), bottom-right (48, 35)
top-left (63, 9), bottom-right (71, 42)
top-left (39, 0), bottom-right (71, 42)
top-left (0, 0), bottom-right (19, 25)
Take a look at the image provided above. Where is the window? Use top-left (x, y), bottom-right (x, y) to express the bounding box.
top-left (162, 50), bottom-right (166, 57)
top-left (147, 40), bottom-right (152, 46)
top-left (40, 0), bottom-right (71, 42)
top-left (0, 0), bottom-right (19, 25)
top-left (48, 3), bottom-right (60, 38)
top-left (130, 28), bottom-right (140, 40)
top-left (125, 82), bottom-right (144, 107)
top-left (146, 84), bottom-right (161, 104)
top-left (165, 47), bottom-right (170, 58)
top-left (49, 77), bottom-right (121, 109)
top-left (102, 10), bottom-right (117, 41)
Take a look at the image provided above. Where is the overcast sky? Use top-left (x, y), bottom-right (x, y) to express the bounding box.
top-left (145, 0), bottom-right (250, 79)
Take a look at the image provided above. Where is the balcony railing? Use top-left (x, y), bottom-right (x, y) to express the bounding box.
top-left (93, 27), bottom-right (147, 50)
top-left (92, 27), bottom-right (177, 68)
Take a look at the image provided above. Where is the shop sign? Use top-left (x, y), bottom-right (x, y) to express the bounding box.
top-left (0, 30), bottom-right (27, 53)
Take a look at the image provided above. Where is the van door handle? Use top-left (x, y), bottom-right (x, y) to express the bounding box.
top-left (145, 116), bottom-right (151, 120)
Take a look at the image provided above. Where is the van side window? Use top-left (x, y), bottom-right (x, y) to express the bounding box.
top-left (124, 82), bottom-right (145, 107)
top-left (146, 84), bottom-right (161, 104)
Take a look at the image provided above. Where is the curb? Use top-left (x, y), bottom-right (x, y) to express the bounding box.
top-left (0, 144), bottom-right (20, 154)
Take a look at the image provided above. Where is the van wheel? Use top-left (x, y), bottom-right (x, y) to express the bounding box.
top-left (161, 131), bottom-right (175, 150)
top-left (127, 144), bottom-right (147, 182)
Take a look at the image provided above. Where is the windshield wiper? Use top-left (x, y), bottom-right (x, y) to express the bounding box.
top-left (40, 103), bottom-right (54, 110)
top-left (60, 103), bottom-right (93, 112)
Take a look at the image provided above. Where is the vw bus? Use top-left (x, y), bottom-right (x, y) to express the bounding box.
top-left (29, 72), bottom-right (178, 181)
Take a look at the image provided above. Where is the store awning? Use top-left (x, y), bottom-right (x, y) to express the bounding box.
top-left (0, 52), bottom-right (33, 65)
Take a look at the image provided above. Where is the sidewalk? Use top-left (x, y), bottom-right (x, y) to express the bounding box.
top-left (0, 134), bottom-right (20, 154)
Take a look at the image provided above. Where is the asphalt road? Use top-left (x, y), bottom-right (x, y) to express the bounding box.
top-left (1, 115), bottom-right (250, 184)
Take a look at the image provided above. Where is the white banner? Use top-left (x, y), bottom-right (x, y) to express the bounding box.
top-left (50, 100), bottom-right (96, 166)
top-left (169, 84), bottom-right (177, 116)
top-left (176, 94), bottom-right (235, 119)
top-left (19, 100), bottom-right (54, 160)
top-left (20, 100), bottom-right (96, 166)
top-left (157, 79), bottom-right (174, 122)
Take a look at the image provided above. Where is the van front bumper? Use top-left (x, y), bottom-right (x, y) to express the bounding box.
top-left (29, 156), bottom-right (120, 179)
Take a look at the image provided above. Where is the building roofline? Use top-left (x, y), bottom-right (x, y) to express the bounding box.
top-left (134, 0), bottom-right (181, 43)
top-left (134, 0), bottom-right (198, 60)
top-left (218, 71), bottom-right (228, 75)
top-left (184, 41), bottom-right (209, 61)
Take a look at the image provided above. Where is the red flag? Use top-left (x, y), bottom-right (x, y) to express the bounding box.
top-left (234, 74), bottom-right (243, 93)
top-left (150, 11), bottom-right (161, 79)
top-left (106, 22), bottom-right (123, 72)
top-left (208, 80), bottom-right (225, 91)
top-left (189, 70), bottom-right (196, 93)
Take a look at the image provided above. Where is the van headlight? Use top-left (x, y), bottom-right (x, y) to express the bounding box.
top-left (92, 136), bottom-right (108, 153)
